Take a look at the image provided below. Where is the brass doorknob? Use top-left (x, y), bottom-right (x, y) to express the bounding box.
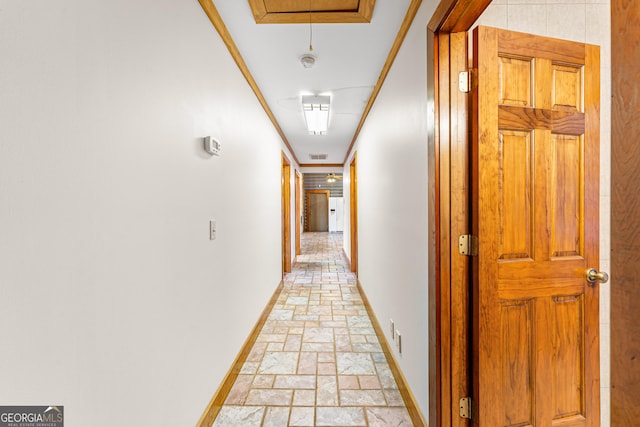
top-left (586, 268), bottom-right (609, 284)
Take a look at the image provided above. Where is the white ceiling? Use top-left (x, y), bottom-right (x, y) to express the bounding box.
top-left (213, 0), bottom-right (414, 165)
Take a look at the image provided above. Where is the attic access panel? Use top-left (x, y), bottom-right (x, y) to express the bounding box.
top-left (248, 0), bottom-right (375, 23)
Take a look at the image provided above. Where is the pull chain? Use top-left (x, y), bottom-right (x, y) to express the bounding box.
top-left (309, 0), bottom-right (313, 51)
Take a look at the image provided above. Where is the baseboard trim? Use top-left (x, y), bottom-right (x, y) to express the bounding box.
top-left (357, 280), bottom-right (428, 427)
top-left (196, 281), bottom-right (284, 427)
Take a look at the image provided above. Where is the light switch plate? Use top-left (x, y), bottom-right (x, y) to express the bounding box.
top-left (209, 220), bottom-right (216, 240)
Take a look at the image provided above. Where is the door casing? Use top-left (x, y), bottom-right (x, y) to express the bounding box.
top-left (611, 0), bottom-right (640, 422)
top-left (295, 170), bottom-right (302, 256)
top-left (282, 152), bottom-right (292, 275)
top-left (350, 153), bottom-right (359, 275)
top-left (427, 2), bottom-right (497, 426)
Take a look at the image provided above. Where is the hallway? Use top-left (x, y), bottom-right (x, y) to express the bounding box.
top-left (212, 232), bottom-right (413, 426)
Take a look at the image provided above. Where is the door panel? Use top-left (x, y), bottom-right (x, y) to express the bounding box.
top-left (500, 299), bottom-right (534, 426)
top-left (498, 129), bottom-right (532, 260)
top-left (472, 26), bottom-right (600, 427)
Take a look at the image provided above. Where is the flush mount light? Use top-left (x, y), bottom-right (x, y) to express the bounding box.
top-left (300, 54), bottom-right (316, 69)
top-left (302, 95), bottom-right (330, 135)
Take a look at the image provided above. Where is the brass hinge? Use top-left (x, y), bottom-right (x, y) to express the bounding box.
top-left (459, 397), bottom-right (472, 419)
top-left (458, 69), bottom-right (478, 93)
top-left (458, 71), bottom-right (470, 93)
top-left (458, 234), bottom-right (478, 256)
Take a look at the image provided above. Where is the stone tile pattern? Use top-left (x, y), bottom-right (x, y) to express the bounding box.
top-left (213, 232), bottom-right (413, 426)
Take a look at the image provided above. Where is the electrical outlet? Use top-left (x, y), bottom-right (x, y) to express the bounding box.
top-left (209, 220), bottom-right (216, 240)
top-left (396, 331), bottom-right (402, 354)
top-left (390, 319), bottom-right (395, 341)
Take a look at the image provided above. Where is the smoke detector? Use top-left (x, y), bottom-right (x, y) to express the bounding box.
top-left (300, 54), bottom-right (316, 69)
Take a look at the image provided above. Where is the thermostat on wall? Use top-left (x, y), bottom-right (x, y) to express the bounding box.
top-left (204, 136), bottom-right (221, 156)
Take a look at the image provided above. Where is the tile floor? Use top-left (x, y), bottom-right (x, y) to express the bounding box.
top-left (213, 232), bottom-right (413, 427)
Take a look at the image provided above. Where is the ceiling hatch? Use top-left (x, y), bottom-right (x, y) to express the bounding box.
top-left (248, 0), bottom-right (376, 24)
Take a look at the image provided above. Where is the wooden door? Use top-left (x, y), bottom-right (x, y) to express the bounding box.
top-left (472, 27), bottom-right (601, 426)
top-left (307, 190), bottom-right (329, 232)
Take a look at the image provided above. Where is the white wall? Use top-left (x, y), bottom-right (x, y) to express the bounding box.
top-left (0, 1), bottom-right (286, 426)
top-left (474, 2), bottom-right (612, 424)
top-left (344, 1), bottom-right (437, 419)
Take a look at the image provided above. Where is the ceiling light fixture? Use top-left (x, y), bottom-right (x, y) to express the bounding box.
top-left (302, 95), bottom-right (330, 135)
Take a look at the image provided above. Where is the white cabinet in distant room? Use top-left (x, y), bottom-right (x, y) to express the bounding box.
top-left (329, 197), bottom-right (344, 232)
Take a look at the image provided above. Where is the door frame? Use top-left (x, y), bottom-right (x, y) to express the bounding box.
top-left (295, 170), bottom-right (302, 256)
top-left (611, 0), bottom-right (640, 422)
top-left (427, 1), bottom-right (492, 426)
top-left (282, 152), bottom-right (292, 275)
top-left (305, 190), bottom-right (330, 232)
top-left (349, 153), bottom-right (359, 275)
